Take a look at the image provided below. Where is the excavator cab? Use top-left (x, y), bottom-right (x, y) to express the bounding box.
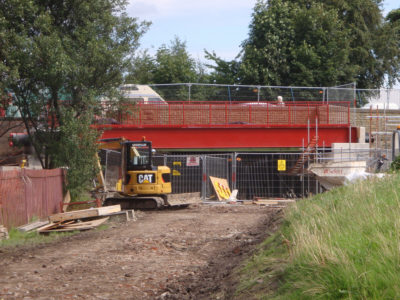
top-left (122, 141), bottom-right (171, 197)
top-left (126, 141), bottom-right (153, 171)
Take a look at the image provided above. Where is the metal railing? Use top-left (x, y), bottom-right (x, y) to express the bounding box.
top-left (105, 101), bottom-right (350, 127)
top-left (148, 83), bottom-right (356, 103)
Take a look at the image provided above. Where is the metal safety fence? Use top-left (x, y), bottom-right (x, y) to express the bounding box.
top-left (149, 83), bottom-right (356, 104)
top-left (153, 154), bottom-right (232, 199)
top-left (107, 101), bottom-right (350, 127)
top-left (155, 153), bottom-right (318, 200)
top-left (100, 149), bottom-right (389, 201)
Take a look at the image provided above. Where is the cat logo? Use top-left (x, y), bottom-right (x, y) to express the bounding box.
top-left (137, 174), bottom-right (155, 184)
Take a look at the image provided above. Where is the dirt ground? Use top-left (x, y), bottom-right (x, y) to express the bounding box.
top-left (0, 204), bottom-right (282, 300)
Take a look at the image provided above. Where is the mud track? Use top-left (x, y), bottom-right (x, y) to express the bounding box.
top-left (0, 205), bottom-right (281, 299)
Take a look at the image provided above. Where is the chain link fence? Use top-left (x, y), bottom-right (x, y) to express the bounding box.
top-left (149, 83), bottom-right (356, 104)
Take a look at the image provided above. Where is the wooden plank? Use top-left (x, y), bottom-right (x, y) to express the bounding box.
top-left (37, 222), bottom-right (61, 232)
top-left (97, 205), bottom-right (121, 216)
top-left (18, 220), bottom-right (49, 232)
top-left (254, 198), bottom-right (296, 203)
top-left (254, 200), bottom-right (279, 205)
top-left (49, 205), bottom-right (120, 222)
top-left (39, 217), bottom-right (109, 233)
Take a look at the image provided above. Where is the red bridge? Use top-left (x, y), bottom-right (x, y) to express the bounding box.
top-left (96, 101), bottom-right (356, 151)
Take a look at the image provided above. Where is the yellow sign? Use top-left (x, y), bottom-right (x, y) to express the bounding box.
top-left (277, 160), bottom-right (286, 171)
top-left (172, 170), bottom-right (181, 176)
top-left (209, 176), bottom-right (231, 201)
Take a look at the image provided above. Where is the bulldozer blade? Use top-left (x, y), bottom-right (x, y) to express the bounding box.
top-left (165, 192), bottom-right (202, 207)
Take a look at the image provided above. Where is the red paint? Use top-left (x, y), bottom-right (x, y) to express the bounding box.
top-left (0, 168), bottom-right (64, 229)
top-left (98, 126), bottom-right (357, 149)
top-left (103, 101), bottom-right (351, 128)
top-left (95, 101), bottom-right (354, 150)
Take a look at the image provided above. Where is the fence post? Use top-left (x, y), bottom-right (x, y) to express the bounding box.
top-left (232, 153), bottom-right (237, 190)
top-left (183, 102), bottom-right (185, 125)
top-left (327, 103), bottom-right (329, 125)
top-left (188, 83), bottom-right (192, 102)
top-left (201, 155), bottom-right (207, 200)
top-left (23, 168), bottom-right (29, 224)
top-left (139, 102), bottom-right (142, 125)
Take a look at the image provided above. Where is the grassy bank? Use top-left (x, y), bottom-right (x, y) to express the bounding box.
top-left (236, 174), bottom-right (400, 299)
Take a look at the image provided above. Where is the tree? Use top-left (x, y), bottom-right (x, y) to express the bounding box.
top-left (126, 50), bottom-right (156, 84)
top-left (207, 0), bottom-right (400, 88)
top-left (153, 37), bottom-right (197, 84)
top-left (126, 36), bottom-right (208, 85)
top-left (383, 8), bottom-right (400, 87)
top-left (204, 50), bottom-right (241, 84)
top-left (126, 37), bottom-right (210, 101)
top-left (0, 0), bottom-right (149, 195)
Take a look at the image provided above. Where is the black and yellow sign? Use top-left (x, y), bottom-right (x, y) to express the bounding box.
top-left (277, 160), bottom-right (286, 171)
top-left (209, 176), bottom-right (231, 201)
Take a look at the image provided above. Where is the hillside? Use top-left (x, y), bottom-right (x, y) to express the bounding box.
top-left (235, 173), bottom-right (400, 299)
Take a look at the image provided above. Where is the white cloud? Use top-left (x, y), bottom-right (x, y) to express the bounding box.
top-left (128, 0), bottom-right (255, 20)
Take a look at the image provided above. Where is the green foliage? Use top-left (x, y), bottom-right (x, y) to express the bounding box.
top-left (390, 154), bottom-right (400, 171)
top-left (205, 50), bottom-right (241, 84)
top-left (153, 37), bottom-right (197, 84)
top-left (52, 109), bottom-right (100, 199)
top-left (237, 174), bottom-right (400, 299)
top-left (126, 50), bottom-right (156, 84)
top-left (206, 0), bottom-right (400, 89)
top-left (126, 36), bottom-right (209, 87)
top-left (0, 0), bottom-right (148, 194)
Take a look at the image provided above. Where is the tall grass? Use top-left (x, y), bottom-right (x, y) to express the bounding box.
top-left (237, 174), bottom-right (400, 299)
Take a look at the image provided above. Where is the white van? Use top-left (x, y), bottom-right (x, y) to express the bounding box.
top-left (119, 84), bottom-right (166, 104)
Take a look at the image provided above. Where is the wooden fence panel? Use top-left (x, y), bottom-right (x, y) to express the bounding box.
top-left (0, 168), bottom-right (64, 229)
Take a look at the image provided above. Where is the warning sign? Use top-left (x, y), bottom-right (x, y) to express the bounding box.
top-left (186, 156), bottom-right (200, 167)
top-left (209, 176), bottom-right (231, 201)
top-left (277, 160), bottom-right (286, 171)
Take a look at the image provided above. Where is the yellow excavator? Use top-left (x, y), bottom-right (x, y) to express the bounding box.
top-left (96, 138), bottom-right (199, 209)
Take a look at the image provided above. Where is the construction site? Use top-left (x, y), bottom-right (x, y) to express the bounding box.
top-left (1, 83), bottom-right (400, 299)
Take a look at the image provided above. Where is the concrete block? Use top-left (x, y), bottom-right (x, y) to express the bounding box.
top-left (357, 127), bottom-right (366, 143)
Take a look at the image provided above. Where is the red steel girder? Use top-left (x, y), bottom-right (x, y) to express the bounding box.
top-left (97, 125), bottom-right (357, 150)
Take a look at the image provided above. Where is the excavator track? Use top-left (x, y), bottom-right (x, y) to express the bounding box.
top-left (103, 192), bottom-right (201, 210)
top-left (104, 196), bottom-right (165, 210)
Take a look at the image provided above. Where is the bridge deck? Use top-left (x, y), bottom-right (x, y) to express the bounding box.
top-left (96, 101), bottom-right (355, 150)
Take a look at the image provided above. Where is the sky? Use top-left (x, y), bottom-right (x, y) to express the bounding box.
top-left (127, 0), bottom-right (400, 86)
top-left (128, 0), bottom-right (400, 61)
